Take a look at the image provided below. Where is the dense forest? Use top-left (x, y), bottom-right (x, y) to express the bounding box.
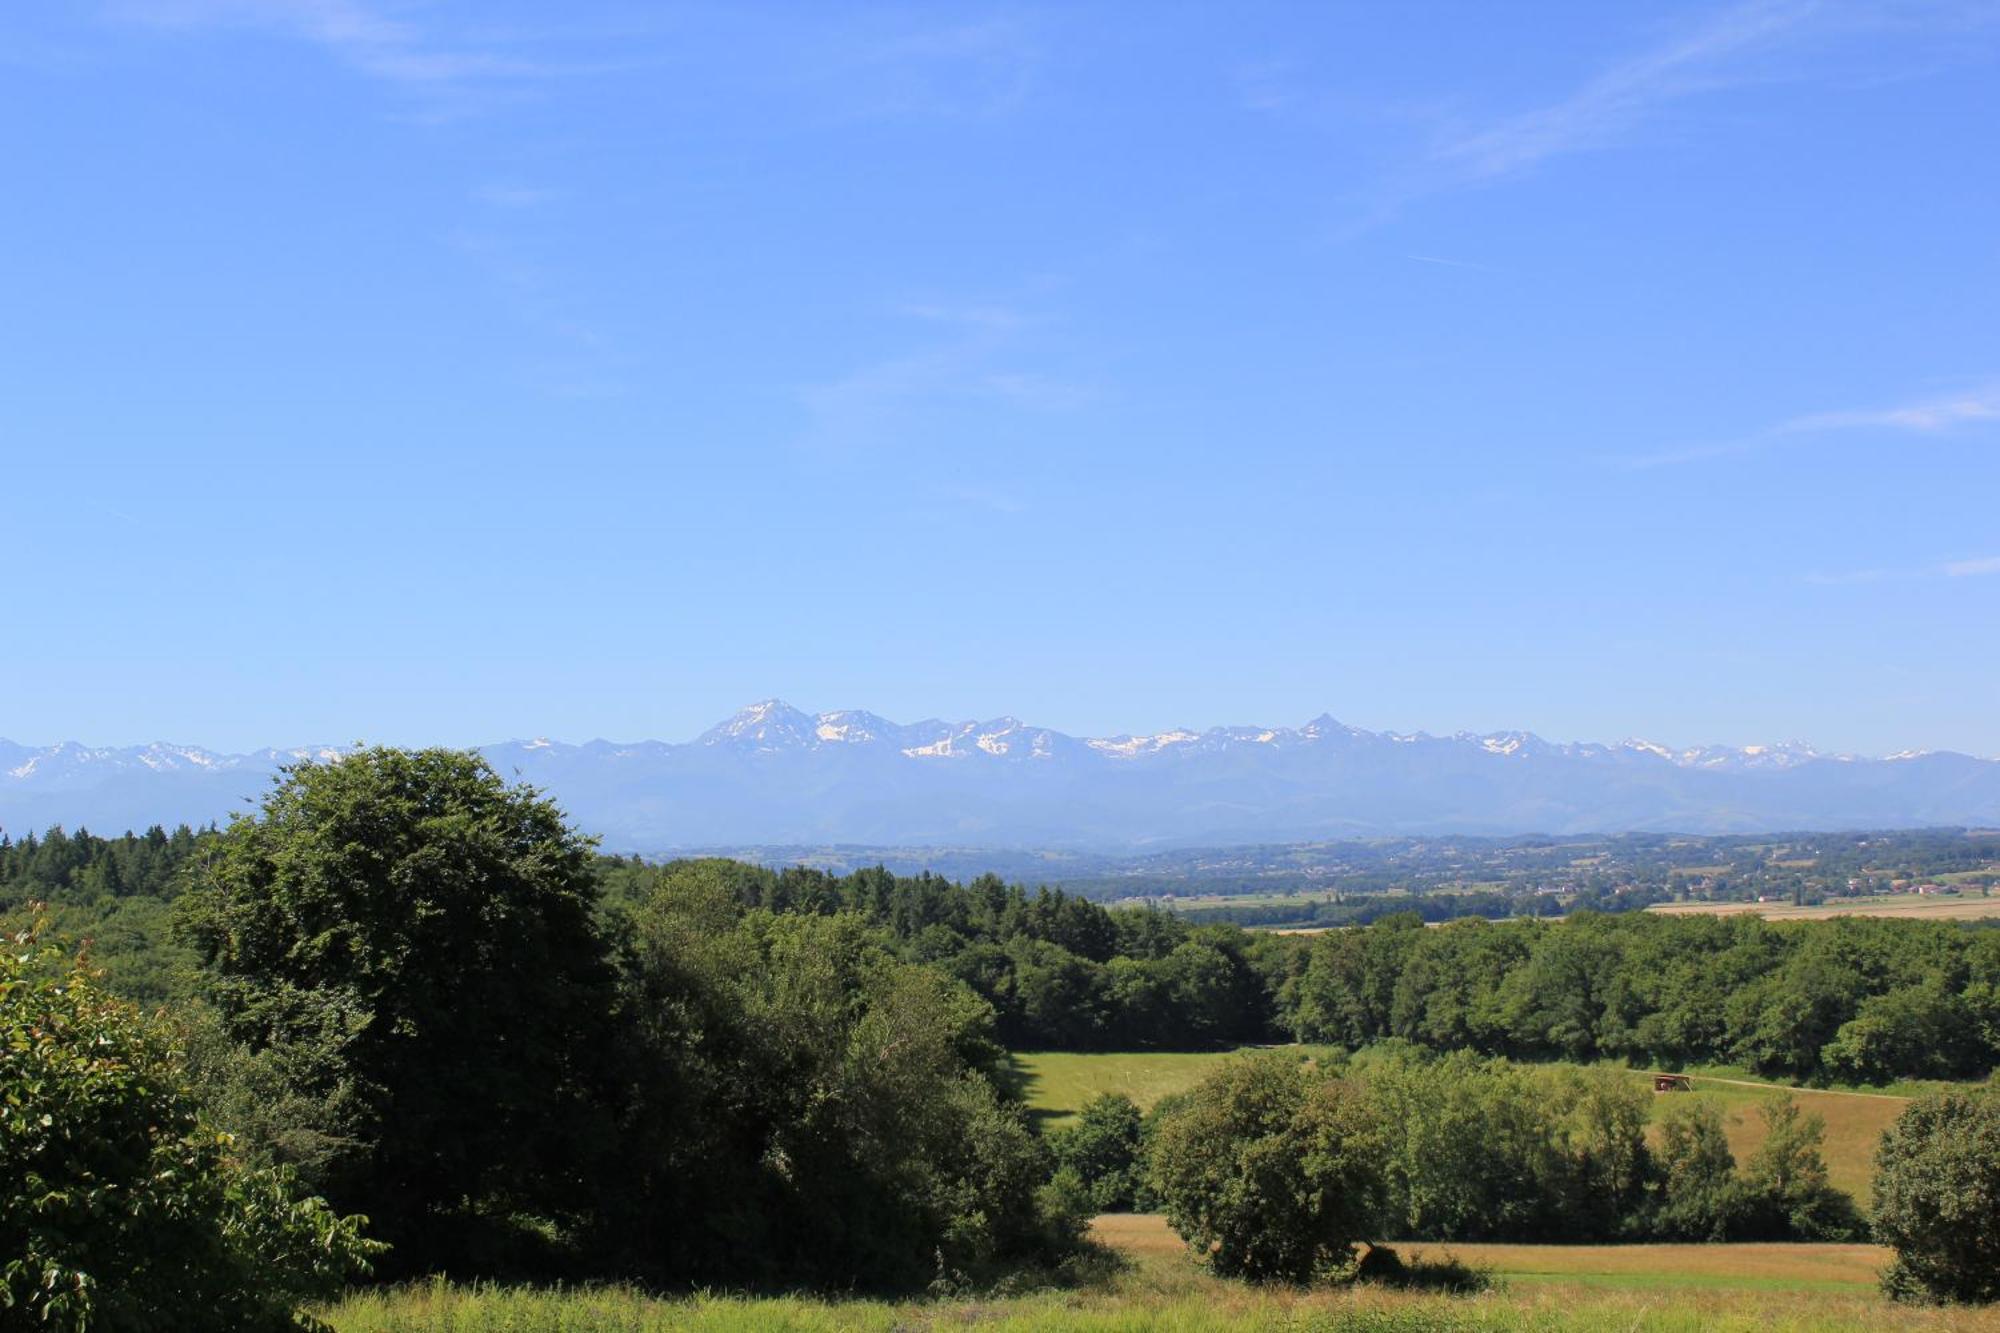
top-left (8, 821), bottom-right (2000, 1082)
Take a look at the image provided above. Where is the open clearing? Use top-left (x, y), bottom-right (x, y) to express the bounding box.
top-left (1648, 896), bottom-right (2000, 922)
top-left (1008, 1047), bottom-right (1331, 1128)
top-left (1012, 1049), bottom-right (1911, 1201)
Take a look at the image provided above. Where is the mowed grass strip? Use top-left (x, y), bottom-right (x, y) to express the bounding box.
top-left (1091, 1214), bottom-right (1890, 1291)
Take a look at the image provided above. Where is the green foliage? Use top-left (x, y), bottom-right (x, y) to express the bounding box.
top-left (173, 748), bottom-right (620, 1276)
top-left (0, 823), bottom-right (208, 908)
top-left (0, 933), bottom-right (378, 1331)
top-left (1872, 1088), bottom-right (2000, 1304)
top-left (1285, 909), bottom-right (2000, 1084)
top-left (1354, 1050), bottom-right (1655, 1243)
top-left (1147, 1053), bottom-right (1383, 1283)
top-left (1650, 1100), bottom-right (1740, 1241)
top-left (606, 881), bottom-right (1084, 1291)
top-left (603, 860), bottom-right (1280, 1052)
top-left (1360, 1050), bottom-right (1566, 1241)
top-left (1821, 984), bottom-right (1978, 1084)
top-left (1736, 1095), bottom-right (1863, 1241)
top-left (1047, 1093), bottom-right (1147, 1212)
top-left (0, 824), bottom-right (211, 1006)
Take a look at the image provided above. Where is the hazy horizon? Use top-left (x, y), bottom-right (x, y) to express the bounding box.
top-left (5, 695), bottom-right (1997, 761)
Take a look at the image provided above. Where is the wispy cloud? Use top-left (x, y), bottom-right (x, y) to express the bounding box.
top-left (1803, 567), bottom-right (1892, 586)
top-left (1337, 1), bottom-right (1823, 234)
top-left (818, 17), bottom-right (1043, 122)
top-left (474, 181), bottom-right (558, 210)
top-left (1431, 0), bottom-right (1816, 184)
top-left (109, 0), bottom-right (566, 103)
top-left (798, 299), bottom-right (1089, 458)
top-left (1624, 381), bottom-right (2000, 468)
top-left (1808, 553), bottom-right (2000, 584)
top-left (1779, 387), bottom-right (2000, 434)
top-left (1404, 253), bottom-right (1501, 273)
top-left (1233, 57), bottom-right (1304, 114)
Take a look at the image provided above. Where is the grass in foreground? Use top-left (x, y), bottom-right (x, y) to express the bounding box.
top-left (324, 1249), bottom-right (2000, 1331)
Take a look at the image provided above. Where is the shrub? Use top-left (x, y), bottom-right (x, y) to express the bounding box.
top-left (1147, 1053), bottom-right (1383, 1283)
top-left (0, 932), bottom-right (379, 1330)
top-left (1873, 1089), bottom-right (2000, 1304)
top-left (1047, 1093), bottom-right (1147, 1212)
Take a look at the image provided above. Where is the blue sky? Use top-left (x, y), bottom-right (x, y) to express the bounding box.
top-left (4, 1), bottom-right (1998, 756)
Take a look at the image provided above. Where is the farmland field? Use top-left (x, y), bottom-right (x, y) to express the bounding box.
top-left (1010, 1049), bottom-right (1911, 1200)
top-left (1648, 895), bottom-right (2000, 922)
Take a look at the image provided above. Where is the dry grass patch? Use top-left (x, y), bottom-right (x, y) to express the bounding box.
top-left (1093, 1215), bottom-right (1890, 1289)
top-left (1648, 897), bottom-right (2000, 922)
top-left (1634, 1078), bottom-right (1907, 1202)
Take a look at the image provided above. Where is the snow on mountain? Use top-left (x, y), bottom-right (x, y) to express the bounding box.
top-left (4, 703), bottom-right (1996, 848)
top-left (699, 699), bottom-right (820, 750)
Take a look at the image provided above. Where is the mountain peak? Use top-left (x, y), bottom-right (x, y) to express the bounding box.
top-left (700, 700), bottom-right (818, 749)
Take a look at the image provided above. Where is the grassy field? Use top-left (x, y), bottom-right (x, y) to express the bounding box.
top-left (1007, 1047), bottom-right (1331, 1128)
top-left (1009, 1049), bottom-right (1910, 1200)
top-left (1647, 896), bottom-right (2000, 922)
top-left (321, 1246), bottom-right (2000, 1330)
top-left (1093, 1214), bottom-right (1886, 1289)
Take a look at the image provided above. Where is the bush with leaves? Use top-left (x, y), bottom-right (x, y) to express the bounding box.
top-left (1649, 1099), bottom-right (1743, 1241)
top-left (174, 748), bottom-right (621, 1277)
top-left (0, 932), bottom-right (379, 1331)
top-left (1873, 1089), bottom-right (2000, 1304)
top-left (1357, 1049), bottom-right (1576, 1241)
top-left (1147, 1053), bottom-right (1383, 1283)
top-left (1047, 1093), bottom-right (1148, 1213)
top-left (607, 879), bottom-right (1085, 1291)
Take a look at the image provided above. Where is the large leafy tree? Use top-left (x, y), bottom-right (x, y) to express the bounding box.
top-left (1148, 1053), bottom-right (1383, 1283)
top-left (609, 877), bottom-right (1080, 1290)
top-left (0, 933), bottom-right (378, 1330)
top-left (175, 748), bottom-right (619, 1275)
top-left (1651, 1099), bottom-right (1743, 1241)
top-left (1873, 1090), bottom-right (2000, 1304)
top-left (1737, 1094), bottom-right (1861, 1241)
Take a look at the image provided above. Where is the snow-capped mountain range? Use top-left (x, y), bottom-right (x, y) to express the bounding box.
top-left (5, 701), bottom-right (1997, 850)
